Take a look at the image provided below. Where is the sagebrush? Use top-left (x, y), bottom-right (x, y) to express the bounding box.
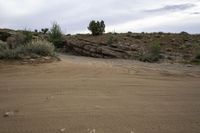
top-left (0, 40), bottom-right (55, 59)
top-left (24, 40), bottom-right (55, 56)
top-left (140, 43), bottom-right (161, 62)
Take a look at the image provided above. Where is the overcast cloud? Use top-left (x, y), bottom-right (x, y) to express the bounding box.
top-left (0, 0), bottom-right (200, 34)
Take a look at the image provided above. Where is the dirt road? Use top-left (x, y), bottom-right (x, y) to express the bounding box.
top-left (0, 54), bottom-right (200, 133)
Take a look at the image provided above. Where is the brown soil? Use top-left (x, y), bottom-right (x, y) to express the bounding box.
top-left (0, 54), bottom-right (200, 133)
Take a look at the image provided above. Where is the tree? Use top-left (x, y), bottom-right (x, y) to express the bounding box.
top-left (41, 28), bottom-right (49, 34)
top-left (100, 20), bottom-right (105, 33)
top-left (49, 22), bottom-right (63, 48)
top-left (88, 20), bottom-right (105, 36)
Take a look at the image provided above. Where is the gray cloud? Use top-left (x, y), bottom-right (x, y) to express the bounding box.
top-left (141, 22), bottom-right (200, 33)
top-left (192, 12), bottom-right (200, 14)
top-left (0, 0), bottom-right (200, 33)
top-left (144, 3), bottom-right (196, 13)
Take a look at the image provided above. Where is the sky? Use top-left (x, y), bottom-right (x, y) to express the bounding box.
top-left (0, 0), bottom-right (200, 34)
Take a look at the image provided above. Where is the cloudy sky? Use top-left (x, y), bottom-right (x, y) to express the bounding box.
top-left (0, 0), bottom-right (200, 34)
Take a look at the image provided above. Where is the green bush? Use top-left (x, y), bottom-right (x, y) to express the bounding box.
top-left (0, 31), bottom-right (11, 41)
top-left (49, 22), bottom-right (63, 48)
top-left (140, 43), bottom-right (161, 62)
top-left (88, 20), bottom-right (105, 36)
top-left (6, 33), bottom-right (26, 49)
top-left (0, 41), bottom-right (8, 51)
top-left (126, 32), bottom-right (132, 37)
top-left (140, 53), bottom-right (160, 62)
top-left (6, 30), bottom-right (32, 49)
top-left (150, 43), bottom-right (161, 57)
top-left (107, 36), bottom-right (118, 44)
top-left (22, 30), bottom-right (33, 43)
top-left (196, 54), bottom-right (200, 59)
top-left (195, 49), bottom-right (200, 61)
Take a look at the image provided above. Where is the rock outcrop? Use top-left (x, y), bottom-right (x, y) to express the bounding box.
top-left (63, 38), bottom-right (142, 59)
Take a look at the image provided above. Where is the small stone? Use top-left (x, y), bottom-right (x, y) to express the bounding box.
top-left (23, 56), bottom-right (31, 59)
top-left (166, 48), bottom-right (173, 52)
top-left (21, 61), bottom-right (28, 64)
top-left (43, 56), bottom-right (51, 60)
top-left (186, 64), bottom-right (193, 67)
top-left (60, 128), bottom-right (66, 132)
top-left (4, 111), bottom-right (14, 117)
top-left (30, 59), bottom-right (35, 61)
top-left (57, 58), bottom-right (61, 61)
top-left (87, 129), bottom-right (96, 133)
top-left (46, 96), bottom-right (54, 100)
top-left (123, 37), bottom-right (129, 40)
top-left (14, 110), bottom-right (19, 113)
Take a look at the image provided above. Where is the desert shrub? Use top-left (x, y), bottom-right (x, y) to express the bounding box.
top-left (107, 36), bottom-right (118, 44)
top-left (88, 20), bottom-right (105, 36)
top-left (195, 48), bottom-right (200, 60)
top-left (24, 40), bottom-right (55, 56)
top-left (0, 31), bottom-right (11, 41)
top-left (1, 48), bottom-right (23, 59)
top-left (6, 37), bottom-right (15, 48)
top-left (180, 31), bottom-right (189, 35)
top-left (150, 43), bottom-right (161, 56)
top-left (126, 32), bottom-right (132, 37)
top-left (132, 34), bottom-right (143, 39)
top-left (190, 44), bottom-right (200, 64)
top-left (33, 29), bottom-right (39, 36)
top-left (6, 33), bottom-right (26, 49)
top-left (196, 54), bottom-right (200, 59)
top-left (0, 42), bottom-right (23, 59)
top-left (16, 33), bottom-right (26, 44)
top-left (22, 30), bottom-right (33, 43)
top-left (140, 53), bottom-right (160, 62)
top-left (140, 43), bottom-right (161, 62)
top-left (0, 40), bottom-right (55, 59)
top-left (191, 49), bottom-right (200, 64)
top-left (0, 41), bottom-right (8, 51)
top-left (6, 30), bottom-right (32, 49)
top-left (49, 22), bottom-right (63, 48)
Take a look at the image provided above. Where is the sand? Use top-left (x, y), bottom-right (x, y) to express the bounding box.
top-left (0, 54), bottom-right (200, 133)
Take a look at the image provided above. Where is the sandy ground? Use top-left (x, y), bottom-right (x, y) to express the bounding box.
top-left (0, 54), bottom-right (200, 133)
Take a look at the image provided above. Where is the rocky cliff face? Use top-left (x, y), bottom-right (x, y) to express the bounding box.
top-left (63, 36), bottom-right (150, 60)
top-left (62, 33), bottom-right (200, 63)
